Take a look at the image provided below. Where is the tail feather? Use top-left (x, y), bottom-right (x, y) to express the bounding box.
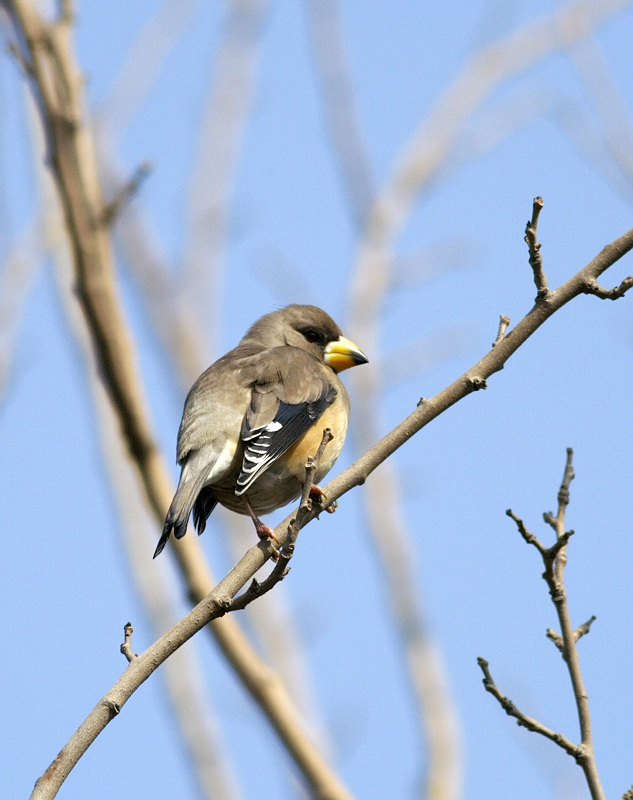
top-left (153, 468), bottom-right (211, 558)
top-left (192, 488), bottom-right (219, 536)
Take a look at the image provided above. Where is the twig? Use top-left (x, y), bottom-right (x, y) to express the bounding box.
top-left (492, 314), bottom-right (510, 346)
top-left (574, 615), bottom-right (597, 643)
top-left (546, 628), bottom-right (564, 652)
top-left (102, 162), bottom-right (152, 225)
top-left (580, 274), bottom-right (633, 299)
top-left (485, 452), bottom-right (605, 800)
top-left (120, 622), bottom-right (137, 662)
top-left (525, 196), bottom-right (549, 298)
top-left (477, 658), bottom-right (582, 758)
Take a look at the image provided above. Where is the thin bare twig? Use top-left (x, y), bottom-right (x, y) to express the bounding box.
top-left (120, 623), bottom-right (137, 663)
top-left (477, 657), bottom-right (582, 758)
top-left (580, 274), bottom-right (633, 299)
top-left (486, 451), bottom-right (605, 800)
top-left (102, 161), bottom-right (152, 225)
top-left (525, 196), bottom-right (548, 298)
top-left (492, 314), bottom-right (511, 347)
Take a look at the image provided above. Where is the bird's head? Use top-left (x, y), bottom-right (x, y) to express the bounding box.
top-left (246, 304), bottom-right (368, 373)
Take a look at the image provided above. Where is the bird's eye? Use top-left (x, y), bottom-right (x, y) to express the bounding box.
top-left (302, 329), bottom-right (322, 344)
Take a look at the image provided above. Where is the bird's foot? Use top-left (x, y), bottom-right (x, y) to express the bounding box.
top-left (243, 496), bottom-right (281, 560)
top-left (309, 485), bottom-right (337, 513)
top-left (254, 519), bottom-right (279, 544)
top-left (253, 521), bottom-right (280, 561)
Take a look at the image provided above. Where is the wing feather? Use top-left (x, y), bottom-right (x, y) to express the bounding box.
top-left (236, 385), bottom-right (336, 495)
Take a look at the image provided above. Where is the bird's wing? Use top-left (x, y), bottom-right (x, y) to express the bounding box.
top-left (236, 348), bottom-right (337, 495)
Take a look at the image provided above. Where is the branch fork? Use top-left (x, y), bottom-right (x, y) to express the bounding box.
top-left (482, 451), bottom-right (605, 800)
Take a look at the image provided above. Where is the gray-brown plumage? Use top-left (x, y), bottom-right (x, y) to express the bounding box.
top-left (154, 304), bottom-right (367, 557)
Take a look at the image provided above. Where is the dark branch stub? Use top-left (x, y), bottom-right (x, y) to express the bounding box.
top-left (102, 162), bottom-right (152, 224)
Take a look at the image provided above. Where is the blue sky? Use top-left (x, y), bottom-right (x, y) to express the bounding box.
top-left (2, 2), bottom-right (633, 799)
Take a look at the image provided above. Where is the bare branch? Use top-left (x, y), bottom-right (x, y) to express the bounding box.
top-left (525, 196), bottom-right (549, 298)
top-left (580, 275), bottom-right (633, 299)
top-left (574, 616), bottom-right (597, 644)
top-left (506, 509), bottom-right (547, 554)
top-left (485, 452), bottom-right (605, 800)
top-left (477, 657), bottom-right (583, 758)
top-left (102, 161), bottom-right (152, 225)
top-left (120, 623), bottom-right (137, 663)
top-left (546, 628), bottom-right (564, 652)
top-left (557, 447), bottom-right (575, 515)
top-left (492, 314), bottom-right (510, 347)
top-left (6, 5), bottom-right (355, 799)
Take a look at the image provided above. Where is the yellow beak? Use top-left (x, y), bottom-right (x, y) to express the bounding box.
top-left (324, 335), bottom-right (369, 373)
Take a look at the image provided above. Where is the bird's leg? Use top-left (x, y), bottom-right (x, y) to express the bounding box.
top-left (242, 496), bottom-right (280, 544)
top-left (306, 484), bottom-right (337, 514)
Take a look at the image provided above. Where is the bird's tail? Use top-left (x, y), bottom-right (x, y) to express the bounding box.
top-left (153, 468), bottom-right (210, 558)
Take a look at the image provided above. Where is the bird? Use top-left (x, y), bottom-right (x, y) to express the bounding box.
top-left (154, 304), bottom-right (368, 557)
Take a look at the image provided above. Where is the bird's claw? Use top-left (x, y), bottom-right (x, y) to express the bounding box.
top-left (254, 520), bottom-right (280, 561)
top-left (309, 485), bottom-right (337, 513)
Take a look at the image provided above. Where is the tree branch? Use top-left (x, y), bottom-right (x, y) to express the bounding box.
top-left (485, 451), bottom-right (606, 800)
top-left (5, 4), bottom-right (356, 799)
top-left (29, 198), bottom-right (632, 798)
top-left (477, 657), bottom-right (582, 758)
top-left (525, 195), bottom-right (548, 297)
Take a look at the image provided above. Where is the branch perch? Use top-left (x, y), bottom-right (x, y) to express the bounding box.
top-left (27, 202), bottom-right (632, 799)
